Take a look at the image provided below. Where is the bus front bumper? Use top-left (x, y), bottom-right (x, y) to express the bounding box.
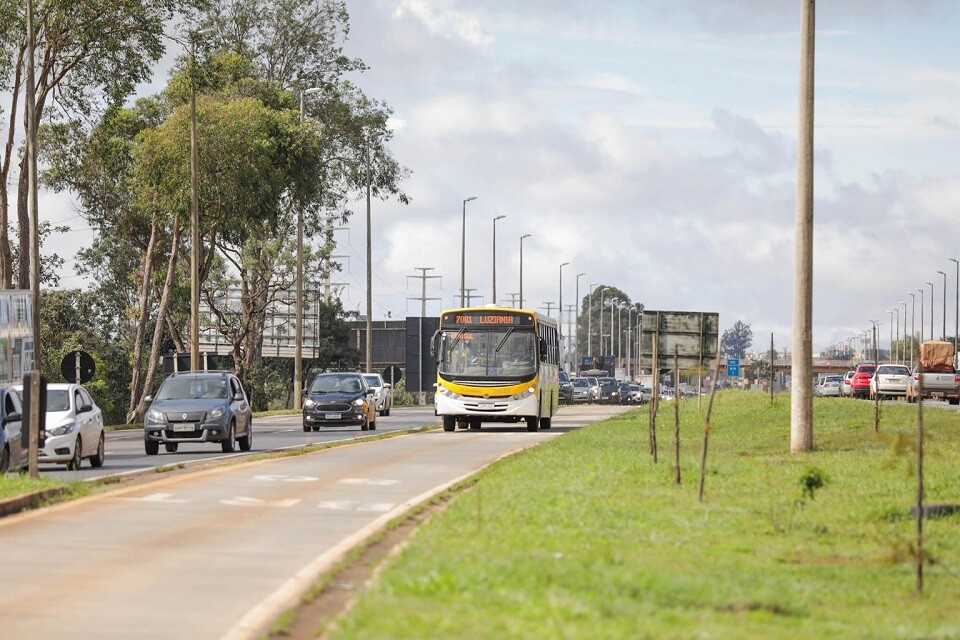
top-left (435, 391), bottom-right (539, 419)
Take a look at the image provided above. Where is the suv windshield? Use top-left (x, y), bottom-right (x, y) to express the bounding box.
top-left (439, 328), bottom-right (537, 377)
top-left (155, 376), bottom-right (229, 400)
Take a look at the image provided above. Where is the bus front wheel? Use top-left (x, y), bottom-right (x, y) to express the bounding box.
top-left (442, 416), bottom-right (456, 432)
top-left (525, 416), bottom-right (539, 431)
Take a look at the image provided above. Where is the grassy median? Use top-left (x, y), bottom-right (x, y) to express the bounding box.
top-left (326, 391), bottom-right (960, 639)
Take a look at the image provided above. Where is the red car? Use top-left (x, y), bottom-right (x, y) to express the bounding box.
top-left (850, 363), bottom-right (876, 399)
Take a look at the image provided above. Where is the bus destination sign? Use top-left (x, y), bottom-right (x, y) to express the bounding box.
top-left (443, 311), bottom-right (533, 328)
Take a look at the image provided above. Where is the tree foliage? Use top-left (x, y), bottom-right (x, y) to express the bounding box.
top-left (722, 320), bottom-right (753, 360)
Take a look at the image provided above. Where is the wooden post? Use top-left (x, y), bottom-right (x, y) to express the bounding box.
top-left (873, 325), bottom-right (880, 433)
top-left (698, 341), bottom-right (724, 502)
top-left (674, 346), bottom-right (681, 484)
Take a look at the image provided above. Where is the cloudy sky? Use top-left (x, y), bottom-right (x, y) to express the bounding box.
top-left (46, 0), bottom-right (960, 356)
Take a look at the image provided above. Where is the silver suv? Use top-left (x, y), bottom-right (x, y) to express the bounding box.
top-left (144, 371), bottom-right (253, 454)
top-left (362, 373), bottom-right (393, 416)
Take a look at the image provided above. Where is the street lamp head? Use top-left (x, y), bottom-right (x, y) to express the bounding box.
top-left (560, 262), bottom-right (570, 268)
top-left (303, 87), bottom-right (322, 95)
top-left (464, 196), bottom-right (477, 203)
top-left (521, 233), bottom-right (531, 240)
top-left (494, 214), bottom-right (505, 222)
top-left (951, 258), bottom-right (959, 265)
top-left (938, 270), bottom-right (946, 276)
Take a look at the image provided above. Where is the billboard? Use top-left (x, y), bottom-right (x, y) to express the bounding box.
top-left (639, 310), bottom-right (719, 372)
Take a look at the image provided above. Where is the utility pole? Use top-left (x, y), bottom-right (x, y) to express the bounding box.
top-left (407, 267), bottom-right (441, 405)
top-left (25, 0), bottom-right (41, 478)
top-left (457, 288), bottom-right (483, 307)
top-left (364, 142), bottom-right (373, 374)
top-left (539, 302), bottom-right (557, 318)
top-left (504, 292), bottom-right (521, 307)
top-left (790, 0), bottom-right (815, 453)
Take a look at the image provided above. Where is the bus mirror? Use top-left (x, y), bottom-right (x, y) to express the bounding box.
top-left (430, 330), bottom-right (441, 364)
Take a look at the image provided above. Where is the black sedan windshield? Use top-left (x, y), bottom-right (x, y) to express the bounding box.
top-left (311, 375), bottom-right (363, 394)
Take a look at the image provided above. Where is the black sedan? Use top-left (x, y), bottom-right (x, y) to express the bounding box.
top-left (303, 373), bottom-right (377, 432)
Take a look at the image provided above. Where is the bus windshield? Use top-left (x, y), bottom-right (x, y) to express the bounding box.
top-left (439, 328), bottom-right (537, 378)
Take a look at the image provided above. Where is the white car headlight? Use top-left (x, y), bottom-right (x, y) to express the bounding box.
top-left (303, 399), bottom-right (317, 409)
top-left (352, 398), bottom-right (365, 407)
top-left (49, 422), bottom-right (77, 437)
top-left (147, 409), bottom-right (165, 423)
top-left (208, 407), bottom-right (225, 420)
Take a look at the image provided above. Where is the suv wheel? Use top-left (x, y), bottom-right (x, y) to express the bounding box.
top-left (238, 424), bottom-right (253, 451)
top-left (145, 439), bottom-right (159, 455)
top-left (221, 423), bottom-right (236, 453)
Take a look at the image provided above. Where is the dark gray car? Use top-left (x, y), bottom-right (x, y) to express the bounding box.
top-left (303, 372), bottom-right (376, 431)
top-left (143, 371), bottom-right (253, 455)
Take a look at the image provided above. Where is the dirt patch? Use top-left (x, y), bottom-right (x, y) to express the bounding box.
top-left (267, 493), bottom-right (456, 639)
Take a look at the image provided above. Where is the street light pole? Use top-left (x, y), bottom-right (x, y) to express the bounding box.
top-left (189, 34), bottom-right (201, 372)
top-left (575, 273), bottom-right (585, 371)
top-left (559, 262), bottom-right (569, 367)
top-left (294, 87), bottom-right (322, 409)
top-left (918, 288), bottom-right (925, 343)
top-left (900, 301), bottom-right (907, 364)
top-left (599, 287), bottom-right (605, 359)
top-left (938, 270), bottom-right (947, 340)
top-left (519, 233), bottom-right (531, 308)
top-left (951, 258), bottom-right (959, 354)
top-left (588, 283), bottom-right (598, 358)
top-left (492, 214), bottom-right (505, 304)
top-left (910, 291), bottom-right (916, 368)
top-left (888, 310), bottom-right (893, 361)
top-left (927, 281), bottom-right (934, 342)
top-left (460, 196), bottom-right (476, 306)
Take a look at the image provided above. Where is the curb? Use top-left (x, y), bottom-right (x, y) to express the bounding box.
top-left (0, 486), bottom-right (70, 518)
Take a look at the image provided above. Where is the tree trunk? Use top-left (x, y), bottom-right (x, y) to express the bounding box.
top-left (131, 217), bottom-right (182, 424)
top-left (16, 158), bottom-right (29, 288)
top-left (125, 217), bottom-right (158, 423)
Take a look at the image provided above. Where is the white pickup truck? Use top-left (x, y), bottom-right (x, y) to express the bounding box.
top-left (906, 340), bottom-right (960, 405)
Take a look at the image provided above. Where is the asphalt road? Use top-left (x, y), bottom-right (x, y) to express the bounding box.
top-left (38, 406), bottom-right (443, 482)
top-left (1, 404), bottom-right (631, 640)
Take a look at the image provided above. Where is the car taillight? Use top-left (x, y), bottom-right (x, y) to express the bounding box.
top-left (914, 374), bottom-right (919, 380)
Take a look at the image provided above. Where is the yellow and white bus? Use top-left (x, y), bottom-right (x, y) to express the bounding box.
top-left (431, 306), bottom-right (560, 431)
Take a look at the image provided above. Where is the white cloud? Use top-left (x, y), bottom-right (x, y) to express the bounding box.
top-left (392, 0), bottom-right (494, 47)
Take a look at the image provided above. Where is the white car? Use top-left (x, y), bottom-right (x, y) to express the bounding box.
top-left (362, 373), bottom-right (393, 416)
top-left (870, 364), bottom-right (911, 400)
top-left (816, 374), bottom-right (843, 397)
top-left (17, 383), bottom-right (105, 470)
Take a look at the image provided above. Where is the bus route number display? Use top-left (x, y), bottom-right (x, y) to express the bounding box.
top-left (443, 312), bottom-right (533, 327)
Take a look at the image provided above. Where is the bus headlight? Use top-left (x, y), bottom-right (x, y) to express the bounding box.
top-left (512, 388), bottom-right (535, 400)
top-left (439, 387), bottom-right (462, 400)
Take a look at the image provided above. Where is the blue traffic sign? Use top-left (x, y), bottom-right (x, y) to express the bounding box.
top-left (726, 358), bottom-right (740, 377)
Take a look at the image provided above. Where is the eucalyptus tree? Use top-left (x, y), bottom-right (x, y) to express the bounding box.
top-left (0, 0), bottom-right (193, 288)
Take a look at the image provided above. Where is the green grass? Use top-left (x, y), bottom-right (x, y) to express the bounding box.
top-left (0, 474), bottom-right (84, 501)
top-left (328, 392), bottom-right (960, 640)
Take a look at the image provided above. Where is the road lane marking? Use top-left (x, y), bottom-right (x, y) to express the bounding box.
top-left (221, 497), bottom-right (303, 508)
top-left (317, 500), bottom-right (396, 512)
top-left (338, 478), bottom-right (401, 486)
top-left (253, 474), bottom-right (319, 482)
top-left (127, 492), bottom-right (188, 504)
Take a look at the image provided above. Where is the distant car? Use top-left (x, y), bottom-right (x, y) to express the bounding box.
top-left (0, 386), bottom-right (27, 473)
top-left (596, 378), bottom-right (620, 404)
top-left (624, 383), bottom-right (645, 404)
top-left (617, 381), bottom-right (632, 404)
top-left (840, 370), bottom-right (854, 397)
top-left (582, 376), bottom-right (601, 403)
top-left (870, 364), bottom-right (910, 400)
top-left (817, 374), bottom-right (843, 397)
top-left (559, 371), bottom-right (574, 404)
top-left (144, 371), bottom-right (253, 455)
top-left (303, 372), bottom-right (376, 431)
top-left (15, 382), bottom-right (106, 469)
top-left (362, 373), bottom-right (393, 416)
top-left (570, 377), bottom-right (591, 403)
top-left (850, 363), bottom-right (876, 399)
